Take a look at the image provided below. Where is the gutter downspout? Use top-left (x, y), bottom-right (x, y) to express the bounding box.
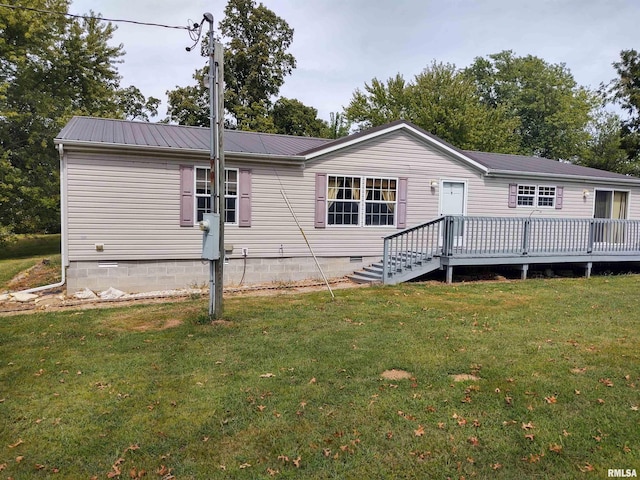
top-left (16, 143), bottom-right (67, 294)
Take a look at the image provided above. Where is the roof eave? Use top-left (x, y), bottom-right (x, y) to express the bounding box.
top-left (487, 169), bottom-right (640, 186)
top-left (54, 139), bottom-right (305, 165)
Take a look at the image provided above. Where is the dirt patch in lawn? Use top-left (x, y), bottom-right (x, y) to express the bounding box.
top-left (381, 369), bottom-right (413, 380)
top-left (7, 259), bottom-right (60, 291)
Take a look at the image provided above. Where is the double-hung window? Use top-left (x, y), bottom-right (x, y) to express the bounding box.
top-left (195, 167), bottom-right (238, 223)
top-left (327, 175), bottom-right (397, 226)
top-left (517, 184), bottom-right (556, 208)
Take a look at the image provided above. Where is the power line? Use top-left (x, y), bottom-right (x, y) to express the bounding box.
top-left (0, 2), bottom-right (198, 31)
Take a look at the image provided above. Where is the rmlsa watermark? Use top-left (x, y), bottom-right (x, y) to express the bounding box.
top-left (608, 469), bottom-right (637, 478)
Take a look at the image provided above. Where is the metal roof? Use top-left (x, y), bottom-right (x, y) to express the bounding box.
top-left (463, 150), bottom-right (633, 181)
top-left (56, 116), bottom-right (332, 156)
top-left (56, 116), bottom-right (639, 184)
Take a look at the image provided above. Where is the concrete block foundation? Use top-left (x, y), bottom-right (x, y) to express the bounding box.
top-left (66, 256), bottom-right (380, 294)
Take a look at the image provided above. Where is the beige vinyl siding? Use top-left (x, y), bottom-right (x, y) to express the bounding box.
top-left (67, 153), bottom-right (201, 261)
top-left (472, 178), bottom-right (640, 218)
top-left (66, 130), bottom-right (640, 263)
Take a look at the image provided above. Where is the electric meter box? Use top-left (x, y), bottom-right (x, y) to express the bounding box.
top-left (199, 213), bottom-right (220, 260)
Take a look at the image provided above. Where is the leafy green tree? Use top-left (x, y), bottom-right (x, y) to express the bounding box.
top-left (464, 50), bottom-right (596, 160)
top-left (578, 110), bottom-right (634, 174)
top-left (118, 86), bottom-right (160, 121)
top-left (272, 97), bottom-right (328, 137)
top-left (345, 63), bottom-right (519, 152)
top-left (166, 68), bottom-right (209, 126)
top-left (344, 74), bottom-right (410, 129)
top-left (220, 0), bottom-right (296, 130)
top-left (1, 3), bottom-right (153, 234)
top-left (328, 112), bottom-right (351, 139)
top-left (608, 49), bottom-right (640, 161)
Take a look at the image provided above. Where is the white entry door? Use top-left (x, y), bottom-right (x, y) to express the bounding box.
top-left (440, 181), bottom-right (466, 246)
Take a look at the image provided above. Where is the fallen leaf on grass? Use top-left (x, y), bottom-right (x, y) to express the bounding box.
top-left (597, 398), bottom-right (605, 404)
top-left (549, 444), bottom-right (563, 453)
top-left (414, 425), bottom-right (425, 437)
top-left (467, 436), bottom-right (479, 446)
top-left (0, 463), bottom-right (6, 471)
top-left (544, 395), bottom-right (557, 404)
top-left (260, 373), bottom-right (275, 378)
top-left (308, 377), bottom-right (317, 384)
top-left (8, 439), bottom-right (23, 448)
top-left (267, 468), bottom-right (279, 476)
top-left (524, 434), bottom-right (535, 441)
top-left (579, 463), bottom-right (594, 472)
top-left (239, 463), bottom-right (251, 469)
top-left (492, 463), bottom-right (502, 470)
top-left (522, 453), bottom-right (543, 463)
top-left (521, 422), bottom-right (535, 430)
top-left (293, 457), bottom-right (301, 468)
top-left (599, 378), bottom-right (614, 387)
top-left (35, 463), bottom-right (46, 470)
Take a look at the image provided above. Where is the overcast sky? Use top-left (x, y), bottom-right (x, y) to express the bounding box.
top-left (70, 0), bottom-right (640, 122)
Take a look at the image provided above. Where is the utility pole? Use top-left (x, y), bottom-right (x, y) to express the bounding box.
top-left (203, 13), bottom-right (225, 318)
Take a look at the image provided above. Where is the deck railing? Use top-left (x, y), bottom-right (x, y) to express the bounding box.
top-left (383, 216), bottom-right (640, 283)
top-left (383, 217), bottom-right (444, 282)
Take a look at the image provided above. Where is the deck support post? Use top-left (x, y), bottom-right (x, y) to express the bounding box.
top-left (520, 264), bottom-right (529, 280)
top-left (446, 265), bottom-right (454, 284)
top-left (584, 262), bottom-right (593, 279)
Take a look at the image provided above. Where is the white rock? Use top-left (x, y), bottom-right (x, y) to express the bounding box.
top-left (74, 288), bottom-right (98, 300)
top-left (0, 293), bottom-right (10, 302)
top-left (99, 287), bottom-right (126, 300)
top-left (11, 292), bottom-right (39, 302)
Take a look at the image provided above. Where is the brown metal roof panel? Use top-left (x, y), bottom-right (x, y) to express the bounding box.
top-left (463, 150), bottom-right (633, 180)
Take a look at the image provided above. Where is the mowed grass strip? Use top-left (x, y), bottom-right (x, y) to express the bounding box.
top-left (0, 276), bottom-right (638, 478)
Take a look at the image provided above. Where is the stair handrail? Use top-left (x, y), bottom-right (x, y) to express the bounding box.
top-left (383, 216), bottom-right (445, 283)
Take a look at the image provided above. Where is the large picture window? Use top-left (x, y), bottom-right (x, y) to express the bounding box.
top-left (327, 175), bottom-right (397, 226)
top-left (195, 167), bottom-right (238, 223)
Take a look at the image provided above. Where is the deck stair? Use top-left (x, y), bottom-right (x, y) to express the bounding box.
top-left (348, 262), bottom-right (384, 284)
top-left (349, 252), bottom-right (442, 284)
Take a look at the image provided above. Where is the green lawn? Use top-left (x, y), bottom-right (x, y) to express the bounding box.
top-left (0, 277), bottom-right (638, 478)
top-left (0, 235), bottom-right (61, 290)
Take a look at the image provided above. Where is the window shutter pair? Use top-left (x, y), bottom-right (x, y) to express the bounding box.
top-left (179, 165), bottom-right (251, 227)
top-left (314, 173), bottom-right (408, 229)
top-left (508, 183), bottom-right (564, 209)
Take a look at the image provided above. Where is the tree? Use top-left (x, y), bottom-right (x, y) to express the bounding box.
top-left (464, 50), bottom-right (596, 160)
top-left (118, 86), bottom-right (160, 121)
top-left (166, 68), bottom-right (209, 126)
top-left (344, 63), bottom-right (519, 153)
top-left (344, 74), bottom-right (410, 129)
top-left (220, 0), bottom-right (296, 129)
top-left (0, 3), bottom-right (155, 234)
top-left (328, 112), bottom-right (351, 139)
top-left (166, 0), bottom-right (298, 131)
top-left (608, 49), bottom-right (640, 162)
top-left (272, 97), bottom-right (328, 137)
top-left (578, 109), bottom-right (634, 174)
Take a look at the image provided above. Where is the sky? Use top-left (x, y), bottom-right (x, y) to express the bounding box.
top-left (70, 0), bottom-right (640, 122)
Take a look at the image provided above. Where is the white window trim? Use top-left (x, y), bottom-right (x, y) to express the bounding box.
top-left (195, 166), bottom-right (239, 225)
top-left (326, 174), bottom-right (399, 228)
top-left (517, 184), bottom-right (557, 209)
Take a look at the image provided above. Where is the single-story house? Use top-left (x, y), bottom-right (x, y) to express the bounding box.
top-left (54, 116), bottom-right (640, 293)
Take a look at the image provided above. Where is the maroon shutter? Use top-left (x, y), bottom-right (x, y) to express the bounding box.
top-left (397, 177), bottom-right (408, 229)
top-left (180, 165), bottom-right (194, 226)
top-left (508, 183), bottom-right (517, 208)
top-left (239, 169), bottom-right (252, 227)
top-left (315, 173), bottom-right (327, 228)
top-left (555, 186), bottom-right (564, 210)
